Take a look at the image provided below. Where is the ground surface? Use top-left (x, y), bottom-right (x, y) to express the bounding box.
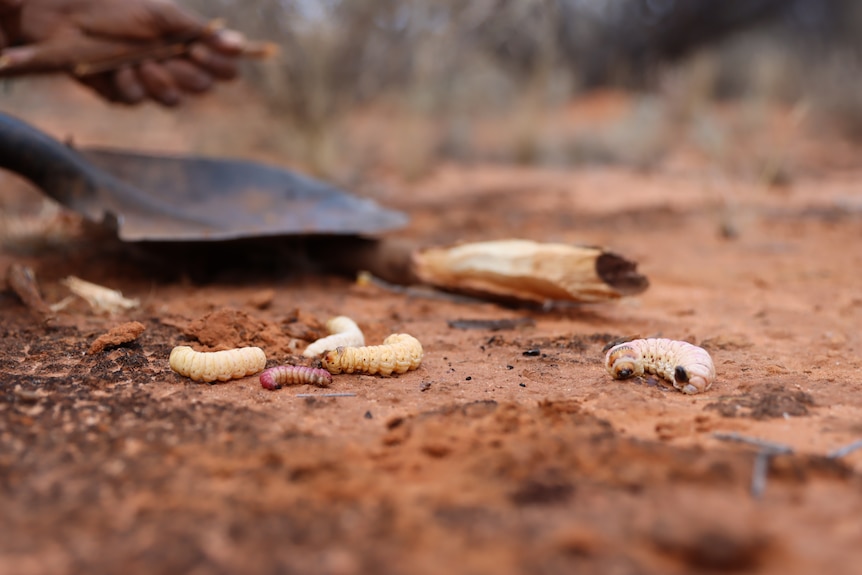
top-left (2, 92), bottom-right (862, 575)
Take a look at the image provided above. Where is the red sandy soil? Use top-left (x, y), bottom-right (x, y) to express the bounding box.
top-left (2, 89), bottom-right (862, 574)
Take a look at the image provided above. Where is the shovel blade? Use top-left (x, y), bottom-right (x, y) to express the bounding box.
top-left (81, 148), bottom-right (409, 242)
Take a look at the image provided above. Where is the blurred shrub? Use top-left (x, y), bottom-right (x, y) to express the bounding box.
top-left (175, 0), bottom-right (862, 178)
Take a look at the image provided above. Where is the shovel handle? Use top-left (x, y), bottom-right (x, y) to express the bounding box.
top-left (0, 112), bottom-right (109, 219)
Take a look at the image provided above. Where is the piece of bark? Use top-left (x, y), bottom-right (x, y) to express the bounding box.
top-left (5, 264), bottom-right (52, 315)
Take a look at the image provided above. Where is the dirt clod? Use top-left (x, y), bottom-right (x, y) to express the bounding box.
top-left (181, 307), bottom-right (299, 356)
top-left (87, 320), bottom-right (146, 354)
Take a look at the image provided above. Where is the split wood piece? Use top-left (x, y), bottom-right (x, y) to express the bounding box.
top-left (411, 240), bottom-right (648, 304)
top-left (317, 238), bottom-right (648, 305)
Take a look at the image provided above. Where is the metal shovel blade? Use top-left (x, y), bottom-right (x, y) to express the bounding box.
top-left (0, 112), bottom-right (408, 242)
top-left (80, 148), bottom-right (409, 242)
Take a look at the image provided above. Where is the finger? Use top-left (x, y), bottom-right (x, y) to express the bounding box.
top-left (76, 3), bottom-right (204, 42)
top-left (114, 66), bottom-right (147, 104)
top-left (76, 72), bottom-right (139, 106)
top-left (142, 0), bottom-right (208, 39)
top-left (0, 36), bottom-right (143, 75)
top-left (136, 60), bottom-right (181, 106)
top-left (0, 0), bottom-right (21, 51)
top-left (162, 59), bottom-right (213, 93)
top-left (189, 42), bottom-right (238, 80)
top-left (77, 74), bottom-right (122, 102)
top-left (0, 44), bottom-right (58, 74)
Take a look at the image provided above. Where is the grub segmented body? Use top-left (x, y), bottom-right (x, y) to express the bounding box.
top-left (603, 338), bottom-right (715, 394)
top-left (322, 333), bottom-right (423, 376)
top-left (169, 346), bottom-right (267, 383)
top-left (303, 316), bottom-right (365, 357)
top-left (259, 365), bottom-right (333, 390)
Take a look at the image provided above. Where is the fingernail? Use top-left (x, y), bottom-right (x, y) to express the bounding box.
top-left (215, 29), bottom-right (245, 49)
top-left (0, 46), bottom-right (36, 70)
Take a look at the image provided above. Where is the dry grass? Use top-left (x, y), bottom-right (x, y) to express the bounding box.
top-left (3, 0), bottom-right (862, 184)
top-left (184, 0), bottom-right (862, 179)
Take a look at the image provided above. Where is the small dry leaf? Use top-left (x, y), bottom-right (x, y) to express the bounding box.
top-left (60, 276), bottom-right (139, 315)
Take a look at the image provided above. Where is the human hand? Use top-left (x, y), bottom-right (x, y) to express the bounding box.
top-left (0, 0), bottom-right (245, 106)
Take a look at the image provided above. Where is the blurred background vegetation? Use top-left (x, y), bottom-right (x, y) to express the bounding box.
top-left (4, 0), bottom-right (862, 183)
